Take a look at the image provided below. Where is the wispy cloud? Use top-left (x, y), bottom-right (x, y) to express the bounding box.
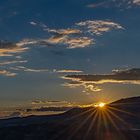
top-left (86, 0), bottom-right (140, 9)
top-left (0, 19), bottom-right (123, 77)
top-left (12, 20), bottom-right (123, 50)
top-left (76, 20), bottom-right (123, 35)
top-left (29, 21), bottom-right (37, 26)
top-left (0, 40), bottom-right (28, 77)
top-left (46, 20), bottom-right (123, 48)
top-left (25, 106), bottom-right (72, 112)
top-left (25, 20), bottom-right (123, 49)
top-left (0, 40), bottom-right (28, 57)
top-left (47, 28), bottom-right (81, 35)
top-left (133, 0), bottom-right (140, 5)
top-left (83, 84), bottom-right (102, 92)
top-left (0, 70), bottom-right (17, 77)
top-left (29, 21), bottom-right (47, 28)
top-left (0, 60), bottom-right (27, 66)
top-left (0, 100), bottom-right (78, 119)
top-left (63, 68), bottom-right (140, 93)
top-left (16, 39), bottom-right (39, 47)
top-left (46, 29), bottom-right (93, 48)
top-left (87, 2), bottom-right (106, 8)
top-left (62, 81), bottom-right (102, 93)
top-left (65, 37), bottom-right (93, 49)
top-left (31, 100), bottom-right (71, 105)
top-left (10, 66), bottom-right (48, 73)
top-left (55, 69), bottom-right (83, 73)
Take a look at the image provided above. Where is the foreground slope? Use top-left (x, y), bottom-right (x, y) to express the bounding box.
top-left (0, 96), bottom-right (140, 140)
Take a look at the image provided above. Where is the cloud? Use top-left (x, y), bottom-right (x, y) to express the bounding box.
top-left (83, 84), bottom-right (102, 92)
top-left (56, 69), bottom-right (83, 73)
top-left (64, 68), bottom-right (140, 84)
top-left (31, 100), bottom-right (71, 105)
top-left (0, 40), bottom-right (29, 77)
top-left (0, 20), bottom-right (123, 51)
top-left (8, 112), bottom-right (22, 118)
top-left (62, 78), bottom-right (102, 93)
top-left (29, 21), bottom-right (48, 29)
top-left (86, 0), bottom-right (140, 9)
top-left (0, 39), bottom-right (49, 77)
top-left (133, 0), bottom-right (140, 5)
top-left (29, 21), bottom-right (37, 26)
top-left (4, 20), bottom-right (122, 50)
top-left (86, 2), bottom-right (107, 8)
top-left (47, 35), bottom-right (67, 44)
top-left (45, 20), bottom-right (122, 48)
top-left (62, 68), bottom-right (140, 93)
top-left (44, 35), bottom-right (93, 49)
top-left (46, 28), bottom-right (93, 49)
top-left (10, 66), bottom-right (48, 73)
top-left (25, 106), bottom-right (72, 112)
top-left (47, 28), bottom-right (81, 35)
top-left (0, 111), bottom-right (22, 119)
top-left (0, 60), bottom-right (27, 66)
top-left (30, 100), bottom-right (77, 113)
top-left (0, 70), bottom-right (17, 77)
top-left (0, 20), bottom-right (123, 77)
top-left (76, 20), bottom-right (123, 35)
top-left (16, 39), bottom-right (39, 47)
top-left (31, 100), bottom-right (47, 104)
top-left (0, 40), bottom-right (28, 57)
top-left (65, 37), bottom-right (93, 49)
top-left (63, 82), bottom-right (102, 93)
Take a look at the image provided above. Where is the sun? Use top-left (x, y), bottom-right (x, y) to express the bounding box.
top-left (94, 102), bottom-right (106, 108)
top-left (99, 102), bottom-right (105, 107)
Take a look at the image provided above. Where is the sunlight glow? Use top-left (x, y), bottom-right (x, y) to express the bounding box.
top-left (94, 102), bottom-right (106, 108)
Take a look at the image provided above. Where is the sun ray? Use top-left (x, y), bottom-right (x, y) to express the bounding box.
top-left (83, 109), bottom-right (99, 139)
top-left (107, 109), bottom-right (130, 128)
top-left (66, 109), bottom-right (97, 140)
top-left (108, 105), bottom-right (137, 117)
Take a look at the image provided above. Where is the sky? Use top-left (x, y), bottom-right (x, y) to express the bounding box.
top-left (0, 0), bottom-right (140, 115)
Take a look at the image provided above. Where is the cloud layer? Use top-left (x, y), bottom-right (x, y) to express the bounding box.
top-left (29, 20), bottom-right (123, 49)
top-left (63, 68), bottom-right (140, 93)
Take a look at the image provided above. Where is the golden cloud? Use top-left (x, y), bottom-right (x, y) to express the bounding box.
top-left (76, 20), bottom-right (123, 35)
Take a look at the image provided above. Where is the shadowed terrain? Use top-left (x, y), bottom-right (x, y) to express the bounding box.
top-left (0, 96), bottom-right (140, 140)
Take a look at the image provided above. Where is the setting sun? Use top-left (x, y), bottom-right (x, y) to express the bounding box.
top-left (94, 102), bottom-right (106, 108)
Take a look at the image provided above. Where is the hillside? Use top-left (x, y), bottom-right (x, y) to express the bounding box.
top-left (0, 96), bottom-right (140, 140)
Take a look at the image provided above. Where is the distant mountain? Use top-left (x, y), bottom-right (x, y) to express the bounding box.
top-left (0, 96), bottom-right (140, 140)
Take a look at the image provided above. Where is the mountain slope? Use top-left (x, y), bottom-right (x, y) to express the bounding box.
top-left (0, 96), bottom-right (140, 140)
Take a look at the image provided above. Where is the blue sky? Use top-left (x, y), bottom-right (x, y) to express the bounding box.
top-left (0, 0), bottom-right (140, 109)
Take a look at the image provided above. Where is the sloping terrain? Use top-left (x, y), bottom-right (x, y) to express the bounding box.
top-left (0, 96), bottom-right (140, 140)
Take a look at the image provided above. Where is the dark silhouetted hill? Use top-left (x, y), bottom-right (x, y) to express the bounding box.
top-left (0, 96), bottom-right (140, 140)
